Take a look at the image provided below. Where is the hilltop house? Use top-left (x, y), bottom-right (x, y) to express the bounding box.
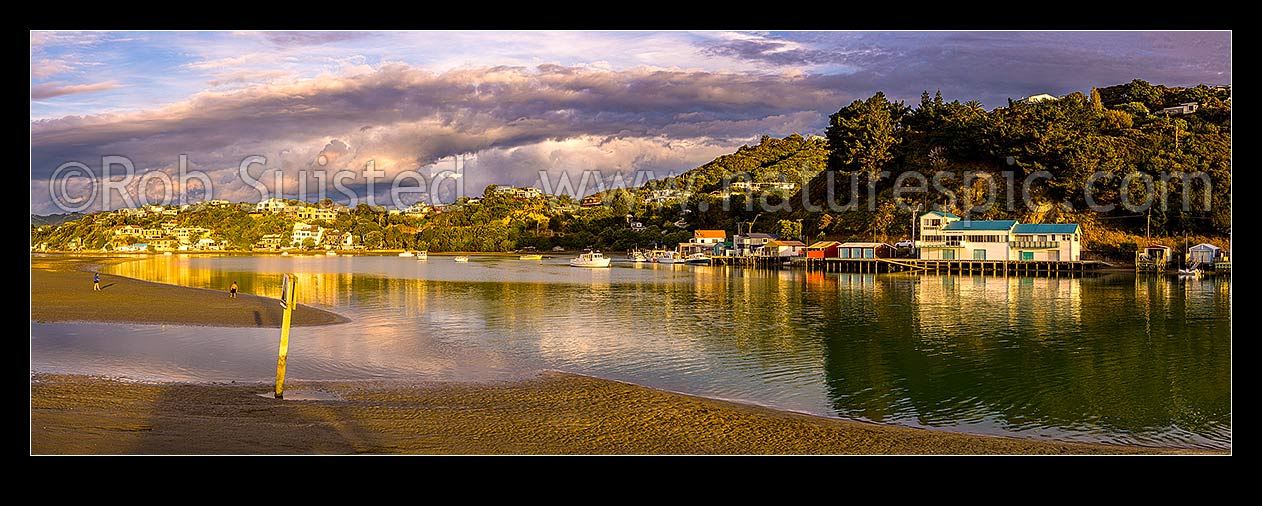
top-left (1019, 93), bottom-right (1058, 104)
top-left (581, 195), bottom-right (603, 208)
top-left (1157, 102), bottom-right (1200, 115)
top-left (297, 206), bottom-right (337, 222)
top-left (915, 212), bottom-right (1082, 261)
top-left (256, 198), bottom-right (288, 213)
top-left (113, 225), bottom-right (144, 237)
top-left (645, 188), bottom-right (691, 204)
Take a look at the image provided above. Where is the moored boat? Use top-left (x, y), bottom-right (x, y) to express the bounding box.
top-left (684, 253), bottom-right (711, 265)
top-left (326, 250), bottom-right (337, 256)
top-left (416, 251), bottom-right (428, 260)
top-left (570, 251), bottom-right (611, 268)
top-left (398, 251), bottom-right (415, 257)
top-left (628, 250), bottom-right (648, 262)
top-left (520, 254), bottom-right (543, 260)
top-left (655, 251), bottom-right (681, 264)
top-left (454, 255), bottom-right (470, 262)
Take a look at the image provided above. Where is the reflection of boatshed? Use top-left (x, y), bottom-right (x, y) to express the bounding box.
top-left (1188, 243), bottom-right (1223, 265)
top-left (837, 242), bottom-right (894, 259)
top-left (806, 241), bottom-right (842, 259)
top-left (1136, 244), bottom-right (1171, 272)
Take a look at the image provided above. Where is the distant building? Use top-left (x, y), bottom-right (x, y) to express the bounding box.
top-left (297, 207), bottom-right (337, 222)
top-left (256, 198), bottom-right (288, 213)
top-left (837, 242), bottom-right (894, 259)
top-left (581, 195), bottom-right (603, 208)
top-left (806, 241), bottom-right (842, 259)
top-left (291, 222), bottom-right (325, 247)
top-left (1018, 93), bottom-right (1058, 104)
top-left (758, 240), bottom-right (807, 257)
top-left (1188, 243), bottom-right (1225, 266)
top-left (728, 181), bottom-right (797, 193)
top-left (173, 227), bottom-right (210, 245)
top-left (733, 232), bottom-right (777, 256)
top-left (113, 225), bottom-right (144, 237)
top-left (1157, 102), bottom-right (1199, 115)
top-left (915, 213), bottom-right (1082, 261)
top-left (256, 234), bottom-right (283, 251)
top-left (645, 188), bottom-right (691, 203)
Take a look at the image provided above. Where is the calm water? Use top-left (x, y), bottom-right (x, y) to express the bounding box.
top-left (31, 254), bottom-right (1231, 449)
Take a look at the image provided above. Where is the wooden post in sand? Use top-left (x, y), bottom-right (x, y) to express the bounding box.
top-left (275, 273), bottom-right (296, 399)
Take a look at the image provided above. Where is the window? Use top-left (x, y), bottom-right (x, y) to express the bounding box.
top-left (1021, 251), bottom-right (1034, 261)
top-left (973, 249), bottom-right (986, 260)
top-left (863, 248), bottom-right (874, 259)
top-left (927, 219), bottom-right (941, 227)
top-left (943, 250), bottom-right (955, 260)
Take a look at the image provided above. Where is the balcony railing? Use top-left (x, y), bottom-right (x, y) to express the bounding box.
top-left (1010, 241), bottom-right (1059, 249)
top-left (917, 241), bottom-right (962, 248)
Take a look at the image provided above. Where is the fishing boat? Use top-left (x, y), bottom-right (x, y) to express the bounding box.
top-left (520, 254), bottom-right (543, 260)
top-left (416, 251), bottom-right (428, 260)
top-left (569, 251), bottom-right (611, 268)
top-left (684, 252), bottom-right (711, 265)
top-left (398, 251), bottom-right (415, 257)
top-left (628, 250), bottom-right (648, 262)
top-left (454, 255), bottom-right (470, 263)
top-left (655, 251), bottom-right (681, 264)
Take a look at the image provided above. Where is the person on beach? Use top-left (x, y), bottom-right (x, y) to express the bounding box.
top-left (93, 273), bottom-right (100, 291)
top-left (229, 281), bottom-right (238, 299)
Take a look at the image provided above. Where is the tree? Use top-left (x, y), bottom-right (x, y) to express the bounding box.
top-left (1090, 87), bottom-right (1104, 112)
top-left (826, 92), bottom-right (905, 175)
top-left (778, 219), bottom-right (802, 241)
top-left (365, 230), bottom-right (384, 249)
top-left (301, 238), bottom-right (316, 250)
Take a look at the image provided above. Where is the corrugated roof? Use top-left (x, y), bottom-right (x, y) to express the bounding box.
top-left (765, 240), bottom-right (805, 247)
top-left (1013, 223), bottom-right (1079, 234)
top-left (694, 230), bottom-right (726, 239)
top-left (1189, 243), bottom-right (1221, 251)
top-left (839, 242), bottom-right (892, 248)
top-left (807, 241), bottom-right (842, 248)
top-left (943, 220), bottom-right (1016, 231)
top-left (921, 211), bottom-right (960, 219)
top-left (738, 233), bottom-right (777, 238)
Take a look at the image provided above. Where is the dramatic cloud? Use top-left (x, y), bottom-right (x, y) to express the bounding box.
top-left (30, 81), bottom-right (121, 100)
top-left (28, 31), bottom-right (1230, 214)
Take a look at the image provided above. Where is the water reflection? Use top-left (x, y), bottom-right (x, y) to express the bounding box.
top-left (38, 256), bottom-right (1229, 449)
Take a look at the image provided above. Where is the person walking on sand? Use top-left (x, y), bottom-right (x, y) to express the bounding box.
top-left (93, 273), bottom-right (100, 291)
top-left (229, 281), bottom-right (238, 299)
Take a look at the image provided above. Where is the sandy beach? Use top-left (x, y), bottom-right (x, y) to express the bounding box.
top-left (31, 255), bottom-right (348, 327)
top-left (30, 254), bottom-right (1218, 454)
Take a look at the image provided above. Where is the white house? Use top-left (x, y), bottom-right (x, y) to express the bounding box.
top-left (915, 213), bottom-right (1082, 261)
top-left (915, 211), bottom-right (960, 254)
top-left (1019, 93), bottom-right (1058, 104)
top-left (291, 222), bottom-right (325, 247)
top-left (1011, 223), bottom-right (1081, 261)
top-left (114, 225), bottom-right (144, 237)
top-left (256, 198), bottom-right (288, 213)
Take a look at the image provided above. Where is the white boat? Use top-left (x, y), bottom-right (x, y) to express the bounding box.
top-left (398, 251), bottom-right (415, 257)
top-left (655, 251), bottom-right (681, 264)
top-left (416, 251), bottom-right (428, 260)
top-left (281, 251), bottom-right (289, 256)
top-left (570, 251), bottom-right (611, 268)
top-left (1178, 267), bottom-right (1201, 277)
top-left (326, 250), bottom-right (337, 256)
top-left (629, 250), bottom-right (648, 262)
top-left (163, 251), bottom-right (173, 256)
top-left (454, 256), bottom-right (470, 263)
top-left (684, 253), bottom-right (711, 265)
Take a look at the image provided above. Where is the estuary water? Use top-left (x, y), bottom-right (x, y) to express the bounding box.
top-left (31, 254), bottom-right (1231, 449)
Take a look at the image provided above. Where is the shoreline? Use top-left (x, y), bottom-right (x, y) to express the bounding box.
top-left (30, 372), bottom-right (1217, 455)
top-left (31, 255), bottom-right (349, 327)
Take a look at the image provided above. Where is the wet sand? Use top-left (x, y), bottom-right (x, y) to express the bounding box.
top-left (32, 373), bottom-right (1209, 455)
top-left (31, 255), bottom-right (348, 327)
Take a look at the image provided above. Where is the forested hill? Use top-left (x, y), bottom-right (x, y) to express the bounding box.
top-left (641, 133), bottom-right (829, 192)
top-left (790, 81), bottom-right (1229, 253)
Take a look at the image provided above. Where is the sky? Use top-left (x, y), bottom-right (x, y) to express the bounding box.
top-left (30, 30), bottom-right (1231, 214)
